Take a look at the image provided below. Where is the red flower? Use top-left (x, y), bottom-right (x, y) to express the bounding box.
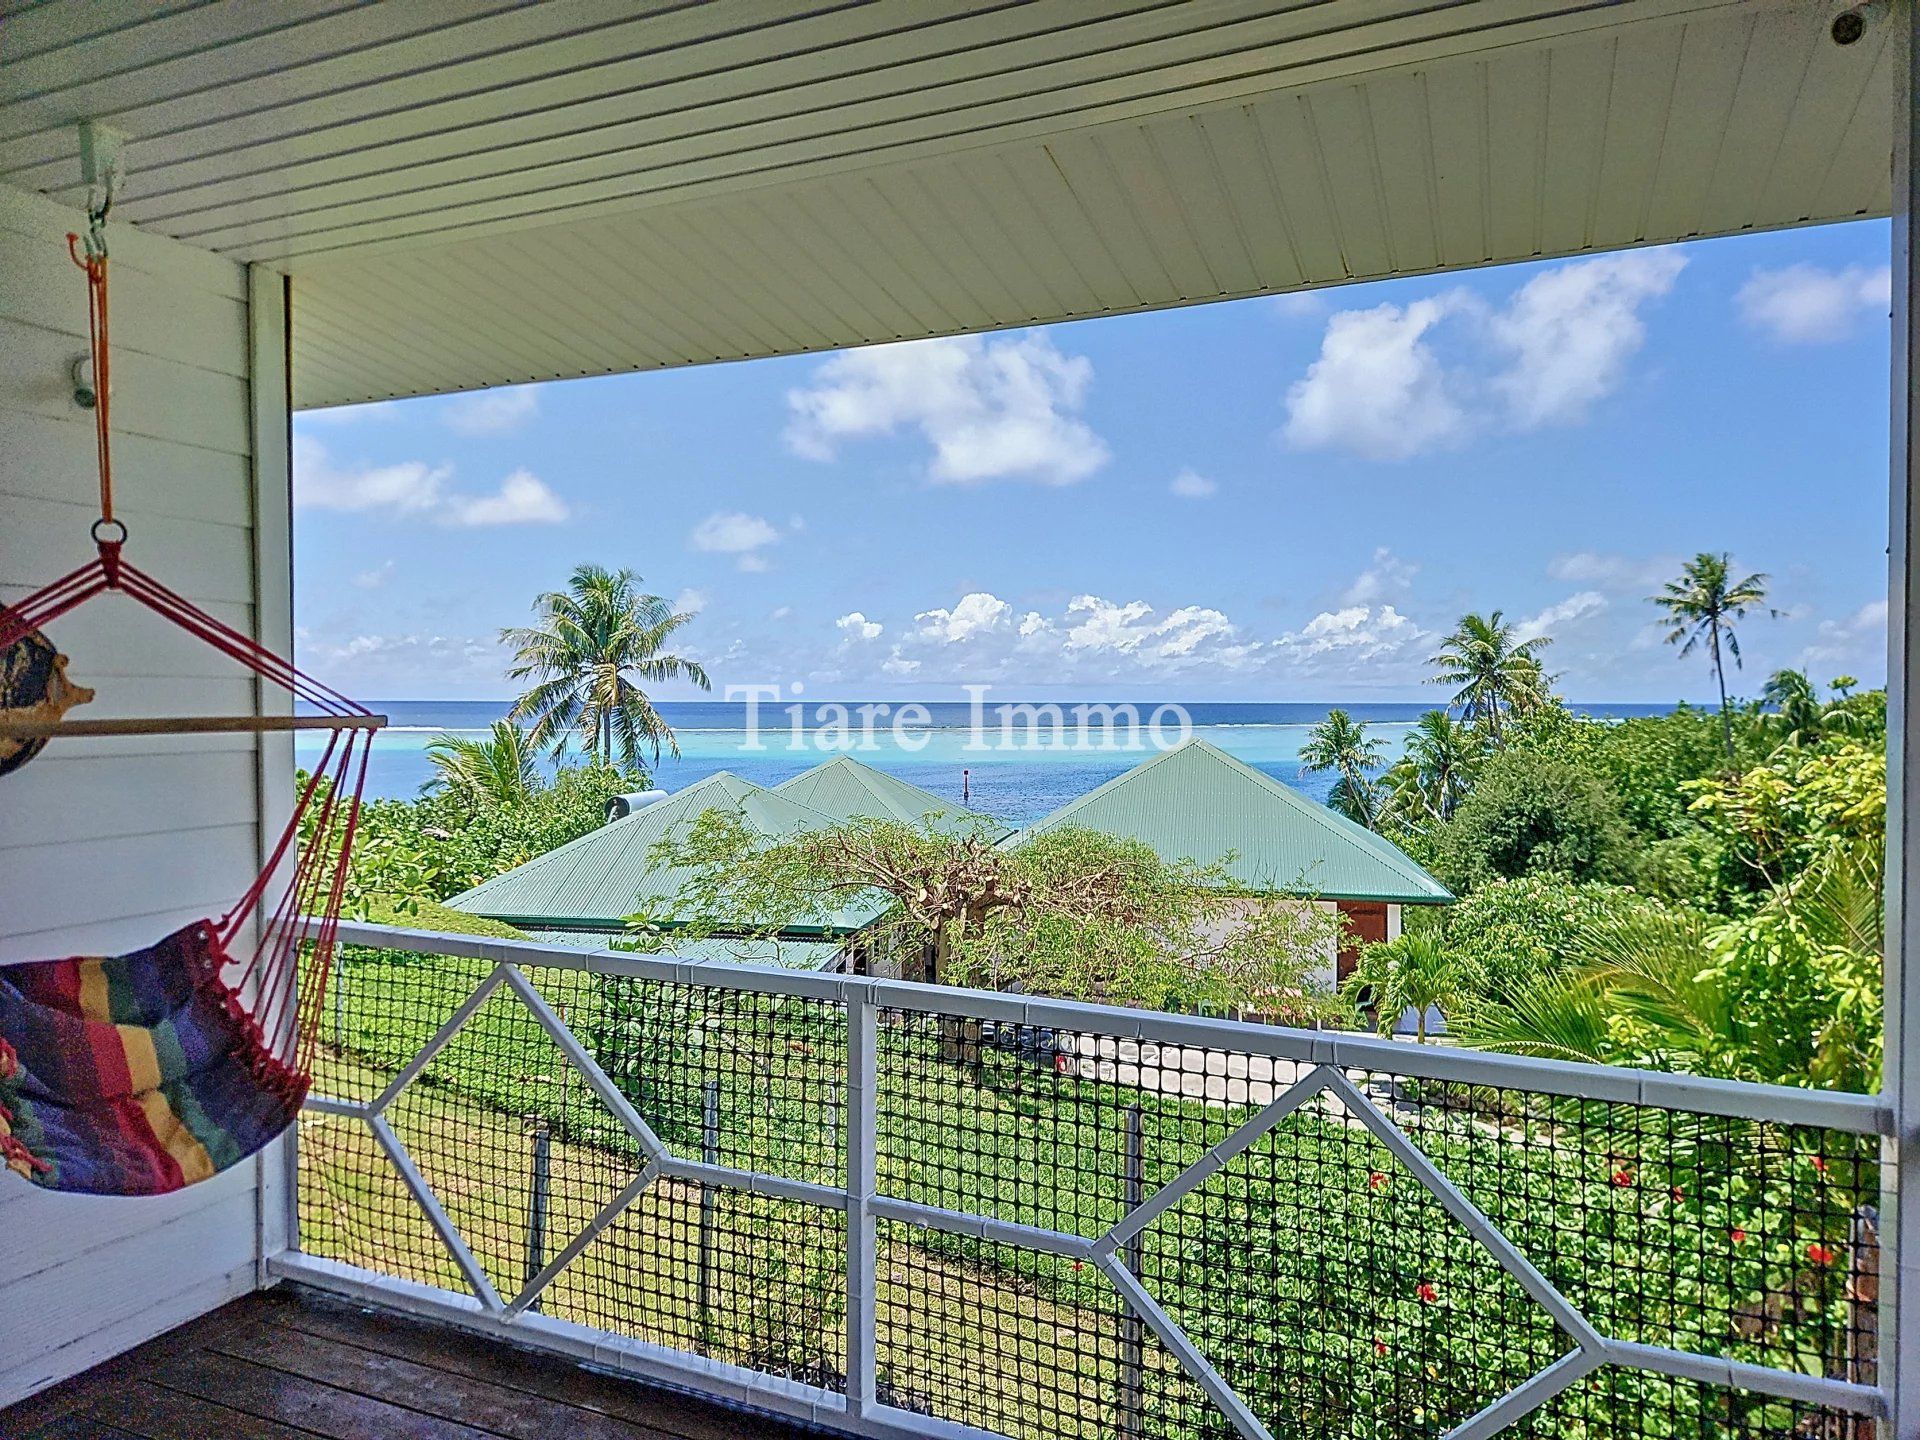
top-left (0, 1037), bottom-right (17, 1082)
top-left (1368, 1172), bottom-right (1387, 1191)
top-left (1373, 1339), bottom-right (1389, 1357)
top-left (1611, 1168), bottom-right (1633, 1188)
top-left (1731, 1227), bottom-right (1748, 1244)
top-left (1807, 1243), bottom-right (1837, 1266)
top-left (1416, 1282), bottom-right (1438, 1305)
top-left (1810, 1155), bottom-right (1829, 1174)
top-left (1072, 1260), bottom-right (1085, 1272)
top-left (1670, 1186), bottom-right (1686, 1204)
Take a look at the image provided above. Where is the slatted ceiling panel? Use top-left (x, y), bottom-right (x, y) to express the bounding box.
top-left (1044, 131), bottom-right (1170, 306)
top-left (1303, 87), bottom-right (1390, 279)
top-left (148, 0), bottom-right (1188, 250)
top-left (1420, 65), bottom-right (1488, 264)
top-left (1815, 29), bottom-right (1898, 221)
top-left (1536, 45), bottom-right (1608, 257)
top-left (993, 143), bottom-right (1128, 312)
top-left (1094, 124), bottom-right (1220, 301)
top-left (1360, 74), bottom-right (1437, 277)
top-left (1248, 94), bottom-right (1350, 281)
top-left (1701, 9), bottom-right (1815, 229)
top-left (852, 175), bottom-right (1007, 331)
top-left (0, 0), bottom-right (209, 61)
top-left (923, 155), bottom-right (1070, 321)
top-left (0, 1), bottom-right (365, 115)
top-left (1585, 29), bottom-right (1671, 251)
top-left (893, 162), bottom-right (1039, 321)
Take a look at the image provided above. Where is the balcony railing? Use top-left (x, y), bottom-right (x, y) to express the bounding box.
top-left (280, 921), bottom-right (1894, 1440)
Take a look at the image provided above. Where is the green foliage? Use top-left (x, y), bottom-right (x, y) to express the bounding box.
top-left (1432, 748), bottom-right (1631, 890)
top-left (1430, 874), bottom-right (1668, 999)
top-left (423, 719), bottom-right (543, 808)
top-left (1650, 552), bottom-right (1775, 757)
top-left (1341, 931), bottom-right (1466, 1040)
top-left (503, 562), bottom-right (709, 768)
top-left (1426, 611), bottom-right (1554, 740)
top-left (323, 760), bottom-right (640, 914)
top-left (651, 811), bottom-right (1343, 1020)
top-left (1296, 708), bottom-right (1384, 827)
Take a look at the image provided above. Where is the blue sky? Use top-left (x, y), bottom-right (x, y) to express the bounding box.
top-left (292, 220), bottom-right (1892, 704)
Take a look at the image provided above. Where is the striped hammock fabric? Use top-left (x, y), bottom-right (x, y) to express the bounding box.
top-left (0, 922), bottom-right (308, 1195)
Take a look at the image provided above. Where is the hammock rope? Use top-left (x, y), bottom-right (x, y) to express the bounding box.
top-left (0, 210), bottom-right (375, 1196)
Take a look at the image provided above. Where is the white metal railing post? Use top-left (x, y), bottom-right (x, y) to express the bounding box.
top-left (845, 994), bottom-right (879, 1421)
top-left (1888, 5), bottom-right (1920, 1436)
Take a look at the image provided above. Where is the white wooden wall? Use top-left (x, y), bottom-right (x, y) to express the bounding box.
top-left (0, 182), bottom-right (291, 1404)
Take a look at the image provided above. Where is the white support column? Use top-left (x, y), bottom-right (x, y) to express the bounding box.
top-left (248, 263), bottom-right (296, 1287)
top-left (845, 998), bottom-right (878, 1421)
top-left (1886, 8), bottom-right (1920, 1436)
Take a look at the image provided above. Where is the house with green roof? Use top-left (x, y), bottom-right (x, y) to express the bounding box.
top-left (1010, 738), bottom-right (1451, 983)
top-left (445, 770), bottom-right (885, 966)
top-left (772, 755), bottom-right (998, 833)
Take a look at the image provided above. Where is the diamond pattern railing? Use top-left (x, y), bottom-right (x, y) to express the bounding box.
top-left (285, 922), bottom-right (1893, 1440)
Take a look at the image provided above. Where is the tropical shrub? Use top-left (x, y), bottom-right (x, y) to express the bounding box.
top-left (1432, 749), bottom-right (1631, 890)
top-left (1429, 873), bottom-right (1670, 1001)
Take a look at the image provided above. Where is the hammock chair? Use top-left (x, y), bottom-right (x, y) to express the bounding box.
top-left (0, 201), bottom-right (379, 1197)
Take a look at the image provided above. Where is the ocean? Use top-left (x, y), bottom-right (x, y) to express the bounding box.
top-left (305, 700), bottom-right (1678, 826)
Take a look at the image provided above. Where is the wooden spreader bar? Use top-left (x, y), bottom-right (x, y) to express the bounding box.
top-left (0, 713), bottom-right (388, 739)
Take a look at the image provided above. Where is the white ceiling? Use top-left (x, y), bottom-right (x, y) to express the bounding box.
top-left (0, 0), bottom-right (1894, 407)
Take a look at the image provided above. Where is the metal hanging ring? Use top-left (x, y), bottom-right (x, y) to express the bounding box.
top-left (90, 517), bottom-right (128, 546)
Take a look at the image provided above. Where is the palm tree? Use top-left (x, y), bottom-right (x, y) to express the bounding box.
top-left (424, 721), bottom-right (540, 808)
top-left (1651, 553), bottom-right (1774, 760)
top-left (1427, 612), bottom-right (1553, 742)
top-left (503, 564), bottom-right (710, 769)
top-left (1398, 710), bottom-right (1480, 823)
top-left (1344, 932), bottom-right (1464, 1043)
top-left (1760, 668), bottom-right (1823, 747)
top-left (1298, 709), bottom-right (1385, 828)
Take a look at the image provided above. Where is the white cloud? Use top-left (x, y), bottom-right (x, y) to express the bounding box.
top-left (442, 468), bottom-right (570, 527)
top-left (837, 611), bottom-right (883, 642)
top-left (785, 332), bottom-right (1109, 485)
top-left (1283, 252), bottom-right (1682, 459)
top-left (1547, 552), bottom-right (1678, 592)
top-left (1799, 599), bottom-right (1889, 671)
top-left (1341, 548), bottom-right (1418, 606)
top-left (673, 587), bottom-right (709, 615)
top-left (444, 385), bottom-right (540, 436)
top-left (1516, 591), bottom-right (1607, 642)
top-left (1738, 264), bottom-right (1891, 344)
top-left (1277, 605), bottom-right (1425, 665)
top-left (294, 435), bottom-right (450, 515)
top-left (351, 560), bottom-right (395, 590)
top-left (1270, 292), bottom-right (1327, 321)
top-left (298, 630), bottom-right (506, 691)
top-left (1283, 295), bottom-right (1471, 461)
top-left (1490, 250), bottom-right (1686, 428)
top-left (880, 653), bottom-right (921, 676)
top-left (293, 437), bottom-right (566, 526)
top-left (914, 592), bottom-right (1013, 644)
top-left (1170, 468), bottom-right (1217, 499)
top-left (690, 511), bottom-right (782, 571)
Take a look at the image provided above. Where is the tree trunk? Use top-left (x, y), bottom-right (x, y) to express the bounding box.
top-left (1711, 619), bottom-right (1734, 761)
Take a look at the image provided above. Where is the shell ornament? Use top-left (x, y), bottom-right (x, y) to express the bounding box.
top-left (0, 614), bottom-right (95, 778)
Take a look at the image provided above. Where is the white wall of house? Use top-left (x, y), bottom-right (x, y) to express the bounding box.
top-left (0, 183), bottom-right (290, 1404)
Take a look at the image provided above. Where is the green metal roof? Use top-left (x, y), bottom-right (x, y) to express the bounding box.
top-left (447, 770), bottom-right (887, 934)
top-left (772, 755), bottom-right (997, 832)
top-left (519, 929), bottom-right (847, 971)
top-left (1010, 739), bottom-right (1451, 905)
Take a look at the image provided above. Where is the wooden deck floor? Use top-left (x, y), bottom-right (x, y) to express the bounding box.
top-left (2, 1284), bottom-right (830, 1440)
